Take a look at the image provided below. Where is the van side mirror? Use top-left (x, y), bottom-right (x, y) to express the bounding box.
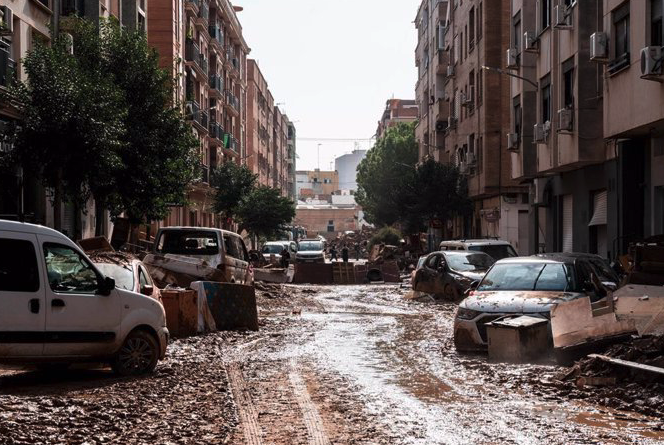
top-left (98, 276), bottom-right (115, 296)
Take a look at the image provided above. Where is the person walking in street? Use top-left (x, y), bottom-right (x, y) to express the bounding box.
top-left (329, 246), bottom-right (338, 262)
top-left (280, 246), bottom-right (290, 269)
top-left (354, 243), bottom-right (361, 261)
top-left (342, 245), bottom-right (349, 263)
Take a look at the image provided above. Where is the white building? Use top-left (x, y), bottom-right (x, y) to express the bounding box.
top-left (335, 150), bottom-right (367, 192)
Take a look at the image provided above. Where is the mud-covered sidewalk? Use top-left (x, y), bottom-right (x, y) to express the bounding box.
top-left (1, 285), bottom-right (664, 444)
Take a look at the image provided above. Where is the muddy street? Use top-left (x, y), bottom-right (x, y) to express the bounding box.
top-left (2, 284), bottom-right (664, 444)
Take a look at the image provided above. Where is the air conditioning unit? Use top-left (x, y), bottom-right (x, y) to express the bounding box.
top-left (557, 108), bottom-right (573, 132)
top-left (506, 48), bottom-right (518, 69)
top-left (507, 133), bottom-right (519, 150)
top-left (448, 116), bottom-right (457, 128)
top-left (523, 31), bottom-right (538, 53)
top-left (435, 120), bottom-right (448, 132)
top-left (590, 32), bottom-right (609, 62)
top-left (0, 6), bottom-right (13, 35)
top-left (641, 46), bottom-right (664, 79)
top-left (534, 124), bottom-right (545, 143)
top-left (467, 152), bottom-right (477, 166)
top-left (446, 64), bottom-right (455, 77)
top-left (554, 5), bottom-right (571, 29)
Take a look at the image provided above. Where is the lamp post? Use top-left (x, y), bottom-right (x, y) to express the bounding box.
top-left (481, 65), bottom-right (538, 89)
top-left (317, 143), bottom-right (322, 170)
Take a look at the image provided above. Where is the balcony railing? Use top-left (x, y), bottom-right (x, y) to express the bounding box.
top-left (209, 120), bottom-right (223, 140)
top-left (208, 24), bottom-right (222, 44)
top-left (185, 0), bottom-right (199, 8)
top-left (198, 1), bottom-right (209, 21)
top-left (201, 111), bottom-right (208, 130)
top-left (228, 136), bottom-right (238, 153)
top-left (185, 39), bottom-right (200, 64)
top-left (209, 74), bottom-right (222, 93)
top-left (185, 101), bottom-right (201, 125)
top-left (199, 54), bottom-right (208, 76)
top-left (225, 90), bottom-right (239, 111)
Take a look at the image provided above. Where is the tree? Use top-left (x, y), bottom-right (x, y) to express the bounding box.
top-left (95, 20), bottom-right (199, 228)
top-left (237, 186), bottom-right (296, 241)
top-left (210, 162), bottom-right (257, 223)
top-left (7, 27), bottom-right (125, 232)
top-left (355, 122), bottom-right (419, 227)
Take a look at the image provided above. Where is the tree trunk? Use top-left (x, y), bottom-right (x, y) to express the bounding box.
top-left (94, 199), bottom-right (105, 237)
top-left (53, 169), bottom-right (63, 231)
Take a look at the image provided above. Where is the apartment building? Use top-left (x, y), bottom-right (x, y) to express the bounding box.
top-left (296, 169), bottom-right (339, 201)
top-left (416, 0), bottom-right (529, 252)
top-left (376, 98), bottom-right (419, 139)
top-left (272, 105), bottom-right (288, 196)
top-left (598, 0), bottom-right (664, 253)
top-left (285, 116), bottom-right (297, 200)
top-left (148, 0), bottom-right (249, 228)
top-left (0, 0), bottom-right (145, 238)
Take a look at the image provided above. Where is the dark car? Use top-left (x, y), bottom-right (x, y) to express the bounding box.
top-left (533, 253), bottom-right (620, 290)
top-left (412, 251), bottom-right (495, 299)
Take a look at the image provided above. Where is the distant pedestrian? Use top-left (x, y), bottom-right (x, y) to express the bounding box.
top-left (280, 247), bottom-right (290, 268)
top-left (342, 245), bottom-right (349, 263)
top-left (354, 243), bottom-right (361, 261)
top-left (330, 246), bottom-right (338, 262)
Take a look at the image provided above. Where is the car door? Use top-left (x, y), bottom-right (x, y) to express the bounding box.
top-left (39, 237), bottom-right (122, 357)
top-left (233, 237), bottom-right (250, 283)
top-left (0, 232), bottom-right (45, 357)
top-left (414, 254), bottom-right (441, 293)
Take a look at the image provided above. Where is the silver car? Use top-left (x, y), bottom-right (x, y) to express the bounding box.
top-left (453, 256), bottom-right (609, 352)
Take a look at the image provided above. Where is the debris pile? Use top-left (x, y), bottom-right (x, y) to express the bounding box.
top-left (326, 228), bottom-right (376, 259)
top-left (555, 335), bottom-right (664, 417)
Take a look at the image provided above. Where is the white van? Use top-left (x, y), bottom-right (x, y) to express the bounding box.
top-left (0, 220), bottom-right (168, 375)
top-left (154, 227), bottom-right (253, 285)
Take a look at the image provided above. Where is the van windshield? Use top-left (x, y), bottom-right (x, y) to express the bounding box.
top-left (262, 244), bottom-right (284, 254)
top-left (468, 245), bottom-right (518, 261)
top-left (157, 230), bottom-right (220, 256)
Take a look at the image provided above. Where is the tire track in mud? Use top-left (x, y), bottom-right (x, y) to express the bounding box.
top-left (288, 362), bottom-right (332, 445)
top-left (226, 363), bottom-right (264, 445)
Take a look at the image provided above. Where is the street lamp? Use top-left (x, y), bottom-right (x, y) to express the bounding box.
top-left (481, 65), bottom-right (538, 89)
top-left (317, 143), bottom-right (322, 170)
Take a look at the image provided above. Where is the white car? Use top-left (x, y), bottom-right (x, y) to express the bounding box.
top-left (0, 220), bottom-right (168, 375)
top-left (296, 239), bottom-right (326, 263)
top-left (261, 241), bottom-right (298, 264)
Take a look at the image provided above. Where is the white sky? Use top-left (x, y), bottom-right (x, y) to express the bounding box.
top-left (237, 0), bottom-right (420, 172)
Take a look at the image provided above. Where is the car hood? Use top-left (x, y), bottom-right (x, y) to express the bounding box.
top-left (461, 290), bottom-right (585, 313)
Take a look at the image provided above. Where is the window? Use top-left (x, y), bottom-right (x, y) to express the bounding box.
top-left (139, 265), bottom-right (151, 287)
top-left (157, 230), bottom-right (220, 255)
top-left (478, 2), bottom-right (483, 41)
top-left (541, 0), bottom-right (551, 31)
top-left (95, 263), bottom-right (134, 291)
top-left (469, 7), bottom-right (475, 50)
top-left (513, 95), bottom-right (522, 142)
top-left (43, 244), bottom-right (99, 294)
top-left (541, 75), bottom-right (551, 123)
top-left (652, 0), bottom-right (663, 46)
top-left (562, 57), bottom-right (574, 109)
top-left (224, 235), bottom-right (241, 259)
top-left (327, 220), bottom-right (335, 232)
top-left (477, 70), bottom-right (483, 105)
top-left (513, 12), bottom-right (522, 53)
top-left (613, 3), bottom-right (630, 58)
top-left (469, 70), bottom-right (475, 112)
top-left (0, 239), bottom-right (40, 292)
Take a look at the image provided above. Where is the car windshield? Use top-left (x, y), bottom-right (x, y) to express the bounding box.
top-left (156, 230), bottom-right (219, 256)
top-left (94, 263), bottom-right (134, 291)
top-left (446, 253), bottom-right (495, 272)
top-left (299, 241), bottom-right (323, 251)
top-left (262, 244), bottom-right (284, 254)
top-left (478, 262), bottom-right (578, 292)
top-left (469, 244), bottom-right (518, 260)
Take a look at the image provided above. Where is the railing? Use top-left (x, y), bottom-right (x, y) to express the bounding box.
top-left (209, 74), bottom-right (222, 92)
top-left (209, 120), bottom-right (223, 140)
top-left (199, 54), bottom-right (208, 76)
top-left (198, 1), bottom-right (209, 21)
top-left (229, 136), bottom-right (239, 153)
top-left (225, 90), bottom-right (239, 111)
top-left (200, 111), bottom-right (208, 130)
top-left (185, 39), bottom-right (200, 63)
top-left (208, 24), bottom-right (222, 44)
top-left (185, 101), bottom-right (201, 125)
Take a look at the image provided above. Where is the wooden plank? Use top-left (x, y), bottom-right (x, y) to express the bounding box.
top-left (588, 354), bottom-right (664, 376)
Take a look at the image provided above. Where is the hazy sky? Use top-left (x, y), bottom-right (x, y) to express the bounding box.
top-left (238, 0), bottom-right (420, 172)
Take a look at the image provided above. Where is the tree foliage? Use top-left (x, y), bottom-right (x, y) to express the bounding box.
top-left (237, 186), bottom-right (296, 240)
top-left (210, 162), bottom-right (257, 221)
top-left (4, 18), bottom-right (199, 227)
top-left (356, 123), bottom-right (471, 233)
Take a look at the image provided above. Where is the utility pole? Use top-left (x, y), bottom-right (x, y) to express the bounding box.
top-left (317, 143), bottom-right (322, 170)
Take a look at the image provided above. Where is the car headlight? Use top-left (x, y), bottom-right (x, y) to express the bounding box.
top-left (456, 307), bottom-right (481, 320)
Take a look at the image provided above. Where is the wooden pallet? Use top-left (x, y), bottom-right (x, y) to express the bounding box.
top-left (332, 262), bottom-right (356, 285)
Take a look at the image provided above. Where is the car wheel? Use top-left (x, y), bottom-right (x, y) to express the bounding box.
top-left (111, 330), bottom-right (159, 376)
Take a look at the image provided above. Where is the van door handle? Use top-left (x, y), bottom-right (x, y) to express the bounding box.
top-left (51, 299), bottom-right (65, 308)
top-left (29, 299), bottom-right (40, 314)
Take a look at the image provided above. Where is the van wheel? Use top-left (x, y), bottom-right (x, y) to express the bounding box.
top-left (111, 330), bottom-right (159, 376)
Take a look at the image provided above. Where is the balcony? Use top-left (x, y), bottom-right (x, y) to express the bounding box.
top-left (209, 120), bottom-right (223, 142)
top-left (208, 24), bottom-right (223, 46)
top-left (197, 1), bottom-right (209, 23)
top-left (229, 136), bottom-right (239, 153)
top-left (198, 163), bottom-right (210, 184)
top-left (209, 74), bottom-right (223, 97)
top-left (200, 110), bottom-right (208, 131)
top-left (186, 101), bottom-right (208, 134)
top-left (185, 39), bottom-right (200, 64)
top-left (198, 54), bottom-right (209, 77)
top-left (225, 90), bottom-right (240, 113)
top-left (185, 0), bottom-right (199, 15)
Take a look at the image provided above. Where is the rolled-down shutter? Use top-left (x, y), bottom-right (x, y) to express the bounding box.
top-left (562, 194), bottom-right (573, 253)
top-left (588, 190), bottom-right (608, 227)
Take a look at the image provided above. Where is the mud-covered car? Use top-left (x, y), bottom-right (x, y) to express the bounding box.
top-left (91, 252), bottom-right (162, 302)
top-left (453, 256), bottom-right (609, 352)
top-left (412, 251), bottom-right (495, 299)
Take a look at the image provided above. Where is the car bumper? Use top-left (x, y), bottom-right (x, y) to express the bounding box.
top-left (157, 327), bottom-right (169, 360)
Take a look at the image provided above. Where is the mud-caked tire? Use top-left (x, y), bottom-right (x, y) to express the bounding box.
top-left (111, 330), bottom-right (159, 376)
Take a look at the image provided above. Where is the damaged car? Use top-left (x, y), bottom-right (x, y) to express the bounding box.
top-left (454, 256), bottom-right (610, 352)
top-left (412, 251), bottom-right (495, 299)
top-left (90, 252), bottom-right (162, 302)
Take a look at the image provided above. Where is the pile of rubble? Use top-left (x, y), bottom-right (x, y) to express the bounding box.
top-left (326, 228), bottom-right (376, 260)
top-left (554, 335), bottom-right (664, 417)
